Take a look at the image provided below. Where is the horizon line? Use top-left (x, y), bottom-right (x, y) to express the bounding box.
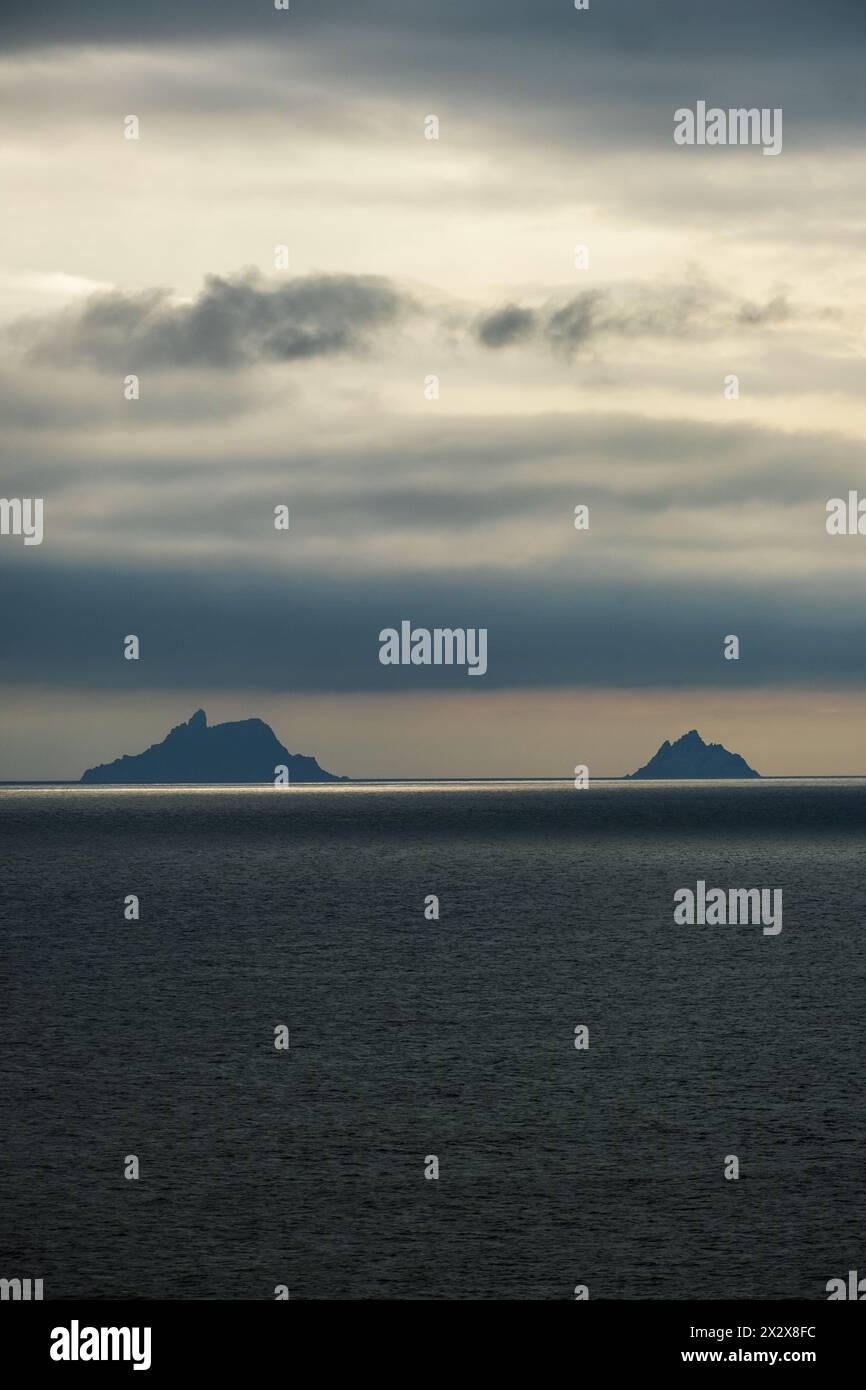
top-left (5, 776), bottom-right (866, 788)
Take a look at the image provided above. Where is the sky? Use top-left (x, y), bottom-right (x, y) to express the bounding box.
top-left (2, 0), bottom-right (866, 778)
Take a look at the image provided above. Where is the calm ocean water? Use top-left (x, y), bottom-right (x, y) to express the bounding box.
top-left (1, 780), bottom-right (864, 1300)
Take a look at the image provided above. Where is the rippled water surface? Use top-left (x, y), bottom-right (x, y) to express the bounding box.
top-left (1, 781), bottom-right (863, 1299)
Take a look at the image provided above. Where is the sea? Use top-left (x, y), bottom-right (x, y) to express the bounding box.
top-left (1, 779), bottom-right (864, 1300)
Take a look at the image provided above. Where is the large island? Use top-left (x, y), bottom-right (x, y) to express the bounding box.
top-left (80, 709), bottom-right (346, 784)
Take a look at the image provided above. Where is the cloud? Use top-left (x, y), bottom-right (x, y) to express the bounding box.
top-left (4, 407), bottom-right (864, 562)
top-left (476, 303), bottom-right (538, 348)
top-left (13, 269), bottom-right (409, 371)
top-left (545, 292), bottom-right (603, 352)
top-left (12, 268), bottom-right (804, 381)
top-left (4, 550), bottom-right (866, 696)
top-left (5, 400), bottom-right (866, 701)
top-left (3, 2), bottom-right (866, 163)
top-left (736, 293), bottom-right (791, 326)
top-left (476, 282), bottom-right (795, 354)
top-left (3, 1), bottom-right (865, 56)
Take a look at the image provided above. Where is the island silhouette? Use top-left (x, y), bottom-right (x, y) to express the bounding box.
top-left (627, 729), bottom-right (760, 779)
top-left (80, 710), bottom-right (346, 784)
top-left (76, 716), bottom-right (759, 785)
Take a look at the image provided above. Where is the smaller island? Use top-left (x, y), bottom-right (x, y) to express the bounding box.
top-left (80, 709), bottom-right (346, 784)
top-left (627, 729), bottom-right (760, 779)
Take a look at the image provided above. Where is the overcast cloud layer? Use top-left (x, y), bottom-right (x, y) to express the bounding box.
top-left (2, 1), bottom-right (866, 774)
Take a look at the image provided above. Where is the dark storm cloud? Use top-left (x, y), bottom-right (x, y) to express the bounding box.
top-left (15, 270), bottom-right (408, 371)
top-left (2, 555), bottom-right (864, 697)
top-left (3, 1), bottom-right (864, 54)
top-left (3, 2), bottom-right (866, 154)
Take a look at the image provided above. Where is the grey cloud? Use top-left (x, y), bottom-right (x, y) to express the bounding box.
top-left (3, 2), bottom-right (865, 161)
top-left (5, 401), bottom-right (866, 697)
top-left (0, 362), bottom-right (269, 427)
top-left (0, 2), bottom-right (864, 200)
top-left (13, 271), bottom-right (802, 378)
top-left (3, 554), bottom-right (866, 696)
top-left (476, 282), bottom-right (794, 354)
top-left (14, 270), bottom-right (408, 372)
top-left (737, 294), bottom-right (791, 325)
top-left (546, 292), bottom-right (603, 352)
top-left (597, 283), bottom-right (716, 339)
top-left (5, 410), bottom-right (866, 556)
top-left (3, 2), bottom-right (865, 56)
top-left (476, 303), bottom-right (537, 348)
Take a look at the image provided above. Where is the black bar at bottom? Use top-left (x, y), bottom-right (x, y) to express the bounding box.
top-left (1, 1299), bottom-right (861, 1376)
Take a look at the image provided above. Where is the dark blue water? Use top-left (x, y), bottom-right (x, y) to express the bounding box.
top-left (1, 781), bottom-right (864, 1300)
